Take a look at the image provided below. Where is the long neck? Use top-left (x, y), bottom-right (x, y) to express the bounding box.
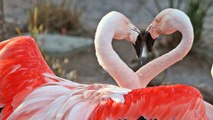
top-left (95, 26), bottom-right (141, 89)
top-left (136, 20), bottom-right (194, 87)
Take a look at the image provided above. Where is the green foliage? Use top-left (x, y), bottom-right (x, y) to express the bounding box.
top-left (187, 0), bottom-right (213, 45)
top-left (187, 0), bottom-right (213, 61)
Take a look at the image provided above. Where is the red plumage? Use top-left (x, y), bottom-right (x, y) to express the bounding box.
top-left (0, 36), bottom-right (55, 119)
top-left (0, 36), bottom-right (208, 119)
top-left (90, 85), bottom-right (206, 119)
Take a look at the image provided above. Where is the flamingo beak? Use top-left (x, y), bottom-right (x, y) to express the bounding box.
top-left (133, 33), bottom-right (144, 58)
top-left (144, 31), bottom-right (156, 53)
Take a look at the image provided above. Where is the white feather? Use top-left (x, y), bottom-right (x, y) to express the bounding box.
top-left (8, 80), bottom-right (131, 120)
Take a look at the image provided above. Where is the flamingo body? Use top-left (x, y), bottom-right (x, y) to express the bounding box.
top-left (0, 36), bottom-right (208, 120)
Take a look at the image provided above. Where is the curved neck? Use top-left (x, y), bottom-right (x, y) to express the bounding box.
top-left (95, 26), bottom-right (141, 89)
top-left (136, 21), bottom-right (194, 87)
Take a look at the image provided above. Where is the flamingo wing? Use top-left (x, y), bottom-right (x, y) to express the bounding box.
top-left (90, 84), bottom-right (207, 120)
top-left (0, 36), bottom-right (55, 119)
top-left (7, 80), bottom-right (131, 120)
top-left (7, 79), bottom-right (207, 120)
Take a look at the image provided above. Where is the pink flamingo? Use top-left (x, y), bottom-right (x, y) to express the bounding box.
top-left (137, 8), bottom-right (213, 119)
top-left (0, 9), bottom-right (211, 119)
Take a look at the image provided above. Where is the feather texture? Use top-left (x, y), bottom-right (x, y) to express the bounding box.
top-left (0, 36), bottom-right (55, 119)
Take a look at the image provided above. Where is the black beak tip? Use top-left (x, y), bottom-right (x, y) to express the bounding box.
top-left (133, 34), bottom-right (144, 58)
top-left (133, 31), bottom-right (156, 58)
top-left (144, 31), bottom-right (156, 53)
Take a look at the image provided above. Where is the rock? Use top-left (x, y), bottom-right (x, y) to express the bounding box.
top-left (35, 33), bottom-right (93, 53)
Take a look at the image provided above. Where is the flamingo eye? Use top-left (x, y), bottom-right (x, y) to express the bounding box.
top-left (155, 18), bottom-right (160, 23)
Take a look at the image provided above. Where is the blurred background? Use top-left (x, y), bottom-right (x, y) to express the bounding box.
top-left (0, 0), bottom-right (212, 104)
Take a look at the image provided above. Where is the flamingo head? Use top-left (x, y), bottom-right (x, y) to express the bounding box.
top-left (110, 12), bottom-right (144, 58)
top-left (117, 22), bottom-right (144, 58)
top-left (97, 11), bottom-right (144, 58)
top-left (114, 18), bottom-right (144, 58)
top-left (144, 8), bottom-right (184, 52)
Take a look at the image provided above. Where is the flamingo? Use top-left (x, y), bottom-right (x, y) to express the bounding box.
top-left (136, 8), bottom-right (213, 119)
top-left (0, 10), bottom-right (210, 119)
